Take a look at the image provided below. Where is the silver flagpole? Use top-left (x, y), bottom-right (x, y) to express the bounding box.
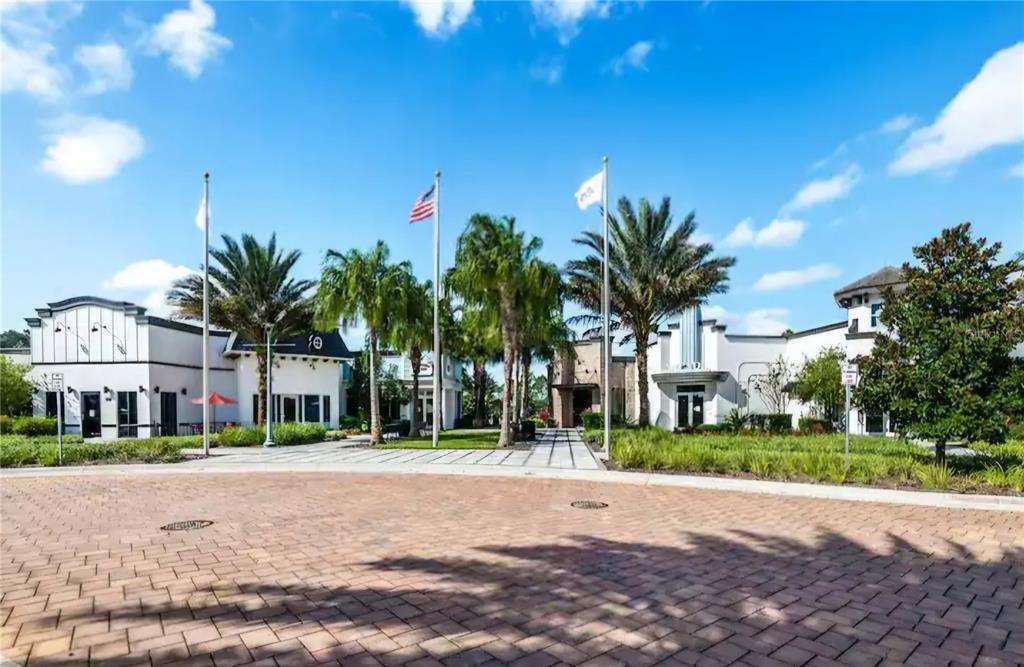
top-left (202, 172), bottom-right (211, 457)
top-left (436, 170), bottom-right (444, 448)
top-left (432, 169), bottom-right (441, 448)
top-left (602, 157), bottom-right (611, 456)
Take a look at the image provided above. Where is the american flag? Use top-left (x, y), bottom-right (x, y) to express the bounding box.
top-left (409, 184), bottom-right (436, 223)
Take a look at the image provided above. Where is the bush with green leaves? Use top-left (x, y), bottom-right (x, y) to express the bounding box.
top-left (581, 411), bottom-right (604, 430)
top-left (271, 422), bottom-right (327, 445)
top-left (5, 417), bottom-right (58, 436)
top-left (798, 417), bottom-right (833, 434)
top-left (0, 435), bottom-right (190, 467)
top-left (216, 426), bottom-right (265, 447)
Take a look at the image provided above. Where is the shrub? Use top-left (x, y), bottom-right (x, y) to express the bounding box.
top-left (0, 415), bottom-right (9, 433)
top-left (722, 409), bottom-right (749, 433)
top-left (325, 430), bottom-right (348, 441)
top-left (798, 417), bottom-right (834, 434)
top-left (0, 435), bottom-right (186, 467)
top-left (581, 412), bottom-right (604, 430)
top-left (216, 426), bottom-right (264, 447)
top-left (765, 414), bottom-right (792, 433)
top-left (10, 417), bottom-right (58, 436)
top-left (272, 422), bottom-right (327, 446)
top-left (915, 464), bottom-right (953, 489)
top-left (696, 424), bottom-right (724, 433)
top-left (339, 415), bottom-right (365, 431)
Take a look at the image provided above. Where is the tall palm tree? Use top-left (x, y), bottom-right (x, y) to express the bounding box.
top-left (565, 196), bottom-right (735, 425)
top-left (515, 266), bottom-right (566, 421)
top-left (387, 274), bottom-right (433, 438)
top-left (315, 241), bottom-right (410, 444)
top-left (168, 233), bottom-right (314, 426)
top-left (444, 297), bottom-right (502, 427)
top-left (449, 214), bottom-right (557, 447)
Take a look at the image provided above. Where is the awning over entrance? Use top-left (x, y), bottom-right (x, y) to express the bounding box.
top-left (650, 370), bottom-right (728, 384)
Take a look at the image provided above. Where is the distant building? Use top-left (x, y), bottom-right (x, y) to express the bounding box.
top-left (23, 296), bottom-right (351, 439)
top-left (552, 267), bottom-right (916, 435)
top-left (377, 352), bottom-right (464, 430)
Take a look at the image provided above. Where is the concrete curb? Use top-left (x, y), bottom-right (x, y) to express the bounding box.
top-left (3, 461), bottom-right (1022, 512)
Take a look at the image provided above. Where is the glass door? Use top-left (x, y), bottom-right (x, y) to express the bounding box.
top-left (282, 396), bottom-right (298, 422)
top-left (81, 392), bottom-right (101, 437)
top-left (160, 392), bottom-right (178, 436)
top-left (675, 384), bottom-right (705, 428)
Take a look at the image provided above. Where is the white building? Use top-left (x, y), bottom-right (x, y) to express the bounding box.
top-left (644, 266), bottom-right (905, 434)
top-left (378, 352), bottom-right (464, 429)
top-left (24, 296), bottom-right (351, 439)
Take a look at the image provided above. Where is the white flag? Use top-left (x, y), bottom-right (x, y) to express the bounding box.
top-left (195, 192), bottom-right (208, 230)
top-left (575, 170), bottom-right (604, 210)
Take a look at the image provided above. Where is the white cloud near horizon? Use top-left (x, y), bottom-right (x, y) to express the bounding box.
top-left (531, 0), bottom-right (609, 45)
top-left (753, 263), bottom-right (841, 292)
top-left (530, 56), bottom-right (563, 85)
top-left (401, 0), bottom-right (473, 38)
top-left (41, 116), bottom-right (144, 184)
top-left (0, 0), bottom-right (80, 101)
top-left (145, 0), bottom-right (231, 79)
top-left (784, 164), bottom-right (861, 212)
top-left (880, 114), bottom-right (915, 134)
top-left (702, 305), bottom-right (791, 336)
top-left (103, 259), bottom-right (194, 316)
top-left (722, 217), bottom-right (806, 248)
top-left (1010, 162), bottom-right (1024, 179)
top-left (75, 42), bottom-right (132, 94)
top-left (890, 42), bottom-right (1024, 175)
top-left (607, 40), bottom-right (652, 76)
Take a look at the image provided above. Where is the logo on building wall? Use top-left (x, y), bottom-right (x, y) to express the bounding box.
top-left (309, 334), bottom-right (324, 351)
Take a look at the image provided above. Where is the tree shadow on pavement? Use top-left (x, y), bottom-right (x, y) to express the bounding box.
top-left (18, 529), bottom-right (1024, 667)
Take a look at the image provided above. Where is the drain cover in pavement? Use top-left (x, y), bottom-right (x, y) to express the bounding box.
top-left (160, 520), bottom-right (214, 531)
top-left (570, 500), bottom-right (608, 510)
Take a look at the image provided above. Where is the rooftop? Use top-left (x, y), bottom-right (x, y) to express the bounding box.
top-left (833, 266), bottom-right (905, 298)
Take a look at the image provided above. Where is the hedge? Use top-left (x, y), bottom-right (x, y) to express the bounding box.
top-left (797, 417), bottom-right (834, 434)
top-left (1, 436), bottom-right (190, 467)
top-left (0, 416), bottom-right (58, 436)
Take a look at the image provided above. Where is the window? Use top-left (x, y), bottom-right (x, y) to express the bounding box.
top-left (870, 303), bottom-right (881, 328)
top-left (45, 391), bottom-right (58, 418)
top-left (117, 391), bottom-right (138, 438)
top-left (675, 384), bottom-right (704, 393)
top-left (303, 394), bottom-right (320, 423)
top-left (252, 394), bottom-right (259, 424)
top-left (322, 395), bottom-right (331, 424)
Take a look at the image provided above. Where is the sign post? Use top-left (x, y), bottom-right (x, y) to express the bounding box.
top-left (841, 362), bottom-right (858, 469)
top-left (52, 373), bottom-right (64, 466)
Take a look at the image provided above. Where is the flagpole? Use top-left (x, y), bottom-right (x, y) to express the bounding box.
top-left (432, 169), bottom-right (441, 448)
top-left (202, 172), bottom-right (210, 457)
top-left (602, 157), bottom-right (611, 456)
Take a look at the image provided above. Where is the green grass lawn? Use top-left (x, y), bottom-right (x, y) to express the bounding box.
top-left (588, 428), bottom-right (1024, 493)
top-left (377, 431), bottom-right (499, 449)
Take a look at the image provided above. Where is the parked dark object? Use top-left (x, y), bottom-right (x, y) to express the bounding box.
top-left (514, 420), bottom-right (536, 441)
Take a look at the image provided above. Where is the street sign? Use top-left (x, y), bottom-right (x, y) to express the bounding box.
top-left (52, 373), bottom-right (64, 466)
top-left (841, 363), bottom-right (858, 386)
top-left (840, 363), bottom-right (858, 469)
top-left (52, 373), bottom-right (64, 391)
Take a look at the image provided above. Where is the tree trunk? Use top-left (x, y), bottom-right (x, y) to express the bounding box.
top-left (511, 349), bottom-right (520, 425)
top-left (636, 337), bottom-right (650, 426)
top-left (498, 333), bottom-right (515, 448)
top-left (519, 348), bottom-right (532, 420)
top-left (473, 360), bottom-right (487, 427)
top-left (546, 362), bottom-right (554, 423)
top-left (935, 439), bottom-right (946, 467)
top-left (368, 330), bottom-right (382, 444)
top-left (256, 349), bottom-right (268, 426)
top-left (409, 347), bottom-right (422, 438)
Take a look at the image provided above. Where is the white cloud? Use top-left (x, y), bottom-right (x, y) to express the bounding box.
top-left (75, 42), bottom-right (132, 94)
top-left (401, 0), bottom-right (473, 38)
top-left (531, 0), bottom-right (609, 45)
top-left (607, 40), bottom-right (652, 76)
top-left (104, 259), bottom-right (194, 317)
top-left (890, 42), bottom-right (1024, 175)
top-left (702, 305), bottom-right (791, 336)
top-left (784, 164), bottom-right (861, 212)
top-left (530, 57), bottom-right (563, 85)
top-left (145, 0), bottom-right (231, 79)
top-left (880, 114), bottom-right (915, 134)
top-left (753, 263), bottom-right (841, 292)
top-left (41, 116), bottom-right (144, 184)
top-left (689, 230), bottom-right (714, 246)
top-left (0, 0), bottom-right (78, 101)
top-left (0, 37), bottom-right (62, 99)
top-left (1010, 162), bottom-right (1024, 179)
top-left (722, 217), bottom-right (806, 248)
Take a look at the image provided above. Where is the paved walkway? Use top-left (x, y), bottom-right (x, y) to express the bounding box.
top-left (183, 429), bottom-right (602, 471)
top-left (2, 472), bottom-right (1022, 667)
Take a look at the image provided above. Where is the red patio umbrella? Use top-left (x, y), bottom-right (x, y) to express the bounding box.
top-left (190, 392), bottom-right (238, 431)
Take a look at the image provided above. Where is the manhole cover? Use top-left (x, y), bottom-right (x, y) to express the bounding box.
top-left (160, 520), bottom-right (214, 531)
top-left (571, 500), bottom-right (608, 510)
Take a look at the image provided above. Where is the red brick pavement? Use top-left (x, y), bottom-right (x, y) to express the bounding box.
top-left (1, 473), bottom-right (1022, 667)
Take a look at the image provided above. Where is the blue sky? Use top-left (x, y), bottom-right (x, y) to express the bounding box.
top-left (2, 0), bottom-right (1022, 348)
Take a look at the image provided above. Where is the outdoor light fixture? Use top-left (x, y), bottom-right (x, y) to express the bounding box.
top-left (138, 386), bottom-right (146, 394)
top-left (54, 324), bottom-right (64, 332)
top-left (180, 388), bottom-right (187, 395)
top-left (91, 324), bottom-right (99, 332)
top-left (154, 386), bottom-right (161, 393)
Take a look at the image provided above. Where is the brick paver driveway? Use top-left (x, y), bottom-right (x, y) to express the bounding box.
top-left (2, 473), bottom-right (1022, 667)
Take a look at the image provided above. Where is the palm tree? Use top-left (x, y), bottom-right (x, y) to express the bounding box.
top-left (388, 274), bottom-right (433, 438)
top-left (444, 298), bottom-right (502, 427)
top-left (448, 215), bottom-right (558, 447)
top-left (315, 241), bottom-right (410, 444)
top-left (168, 233), bottom-right (313, 426)
top-left (515, 268), bottom-right (567, 421)
top-left (565, 197), bottom-right (735, 425)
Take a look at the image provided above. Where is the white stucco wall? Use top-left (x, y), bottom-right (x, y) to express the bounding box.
top-left (234, 353), bottom-right (341, 427)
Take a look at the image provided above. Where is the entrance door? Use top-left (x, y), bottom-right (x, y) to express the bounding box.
top-left (675, 384), bottom-right (705, 428)
top-left (81, 392), bottom-right (101, 438)
top-left (282, 396), bottom-right (297, 422)
top-left (160, 392), bottom-right (178, 436)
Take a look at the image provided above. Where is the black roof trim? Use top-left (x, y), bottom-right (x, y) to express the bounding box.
top-left (846, 332), bottom-right (878, 340)
top-left (724, 333), bottom-right (786, 340)
top-left (141, 316), bottom-right (231, 337)
top-left (226, 330), bottom-right (352, 360)
top-left (785, 321), bottom-right (847, 339)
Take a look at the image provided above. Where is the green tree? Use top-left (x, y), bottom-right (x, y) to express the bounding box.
top-left (753, 355), bottom-right (792, 415)
top-left (316, 241), bottom-right (409, 444)
top-left (0, 356), bottom-right (33, 416)
top-left (793, 346), bottom-right (844, 423)
top-left (856, 223), bottom-right (1024, 465)
top-left (169, 234), bottom-right (313, 426)
top-left (387, 274), bottom-right (433, 437)
top-left (445, 301), bottom-right (502, 427)
top-left (514, 264), bottom-right (566, 422)
top-left (448, 215), bottom-right (558, 447)
top-left (566, 197), bottom-right (735, 425)
top-left (0, 329), bottom-right (29, 348)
